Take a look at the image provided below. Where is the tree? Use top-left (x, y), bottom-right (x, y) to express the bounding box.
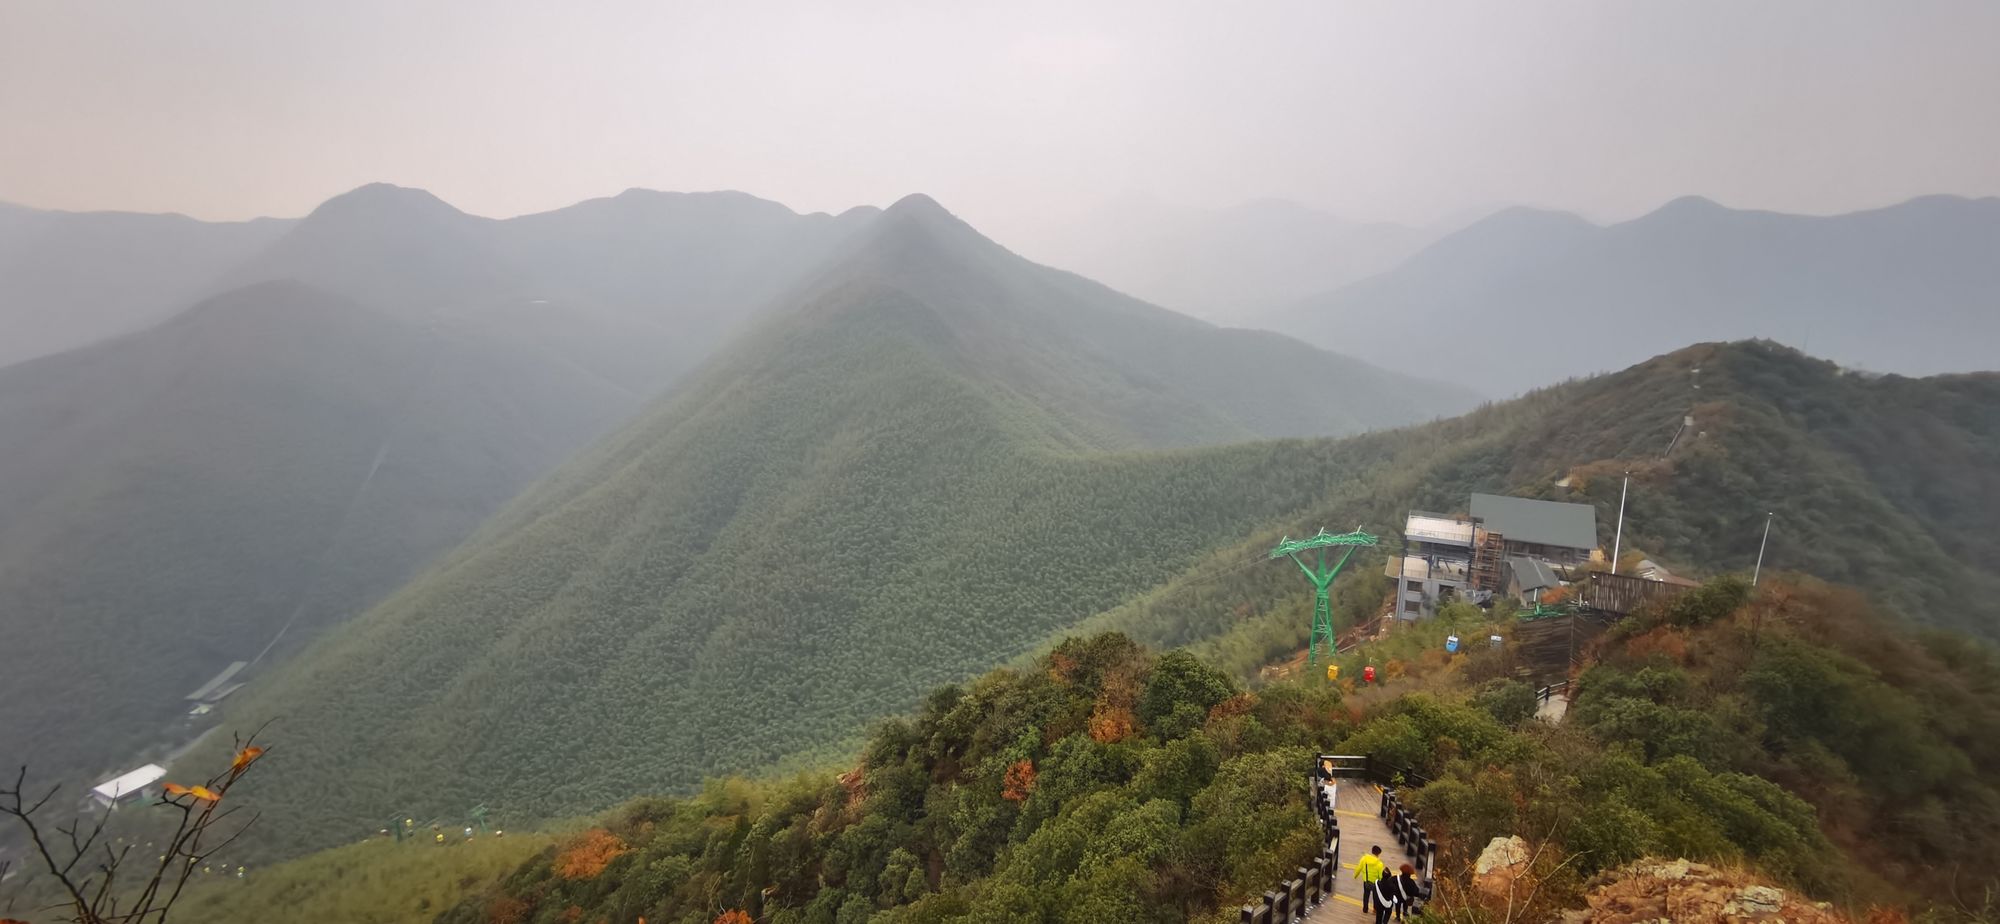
top-left (1001, 761), bottom-right (1037, 803)
top-left (552, 829), bottom-right (630, 881)
top-left (1139, 651), bottom-right (1235, 740)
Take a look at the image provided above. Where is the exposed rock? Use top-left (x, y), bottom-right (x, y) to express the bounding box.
top-left (1472, 835), bottom-right (1532, 898)
top-left (1722, 885), bottom-right (1787, 916)
top-left (1562, 857), bottom-right (1848, 924)
top-left (1475, 835), bottom-right (1530, 874)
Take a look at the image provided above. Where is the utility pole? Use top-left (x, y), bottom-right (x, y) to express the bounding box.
top-left (1752, 512), bottom-right (1774, 586)
top-left (1610, 472), bottom-right (1630, 574)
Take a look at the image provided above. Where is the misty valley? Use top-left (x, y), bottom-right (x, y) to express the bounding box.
top-left (4, 5), bottom-right (2000, 923)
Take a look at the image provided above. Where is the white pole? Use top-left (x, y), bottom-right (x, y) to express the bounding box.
top-left (1610, 473), bottom-right (1629, 574)
top-left (1753, 512), bottom-right (1774, 586)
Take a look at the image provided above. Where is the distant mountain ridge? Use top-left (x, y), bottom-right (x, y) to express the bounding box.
top-left (0, 202), bottom-right (295, 366)
top-left (0, 185), bottom-right (1471, 797)
top-left (1266, 194), bottom-right (2000, 395)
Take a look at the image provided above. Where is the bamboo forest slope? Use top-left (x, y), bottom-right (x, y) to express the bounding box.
top-left (0, 186), bottom-right (880, 790)
top-left (0, 281), bottom-right (641, 787)
top-left (195, 197), bottom-right (1461, 859)
top-left (202, 216), bottom-right (1997, 865)
top-left (0, 187), bottom-right (1468, 798)
top-left (204, 290), bottom-right (1410, 859)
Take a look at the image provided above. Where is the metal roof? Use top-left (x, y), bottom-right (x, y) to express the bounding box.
top-left (1506, 556), bottom-right (1562, 591)
top-left (1471, 493), bottom-right (1598, 551)
top-left (91, 764), bottom-right (166, 801)
top-left (1403, 513), bottom-right (1474, 546)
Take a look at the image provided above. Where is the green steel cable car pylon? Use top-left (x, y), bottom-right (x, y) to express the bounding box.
top-left (1270, 528), bottom-right (1380, 674)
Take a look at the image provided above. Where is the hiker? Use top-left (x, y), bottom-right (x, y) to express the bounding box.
top-left (1368, 872), bottom-right (1400, 924)
top-left (1355, 844), bottom-right (1387, 912)
top-left (1391, 863), bottom-right (1421, 919)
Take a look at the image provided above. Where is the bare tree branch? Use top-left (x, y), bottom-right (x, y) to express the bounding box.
top-left (0, 731), bottom-right (272, 924)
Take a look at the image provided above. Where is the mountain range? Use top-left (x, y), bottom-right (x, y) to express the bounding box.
top-left (0, 188), bottom-right (1473, 793)
top-left (3, 180), bottom-right (1996, 879)
top-left (0, 202), bottom-right (294, 366)
top-left (1266, 194), bottom-right (2000, 395)
top-left (177, 194), bottom-right (1999, 864)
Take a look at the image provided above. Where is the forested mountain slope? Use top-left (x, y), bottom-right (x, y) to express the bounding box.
top-left (1267, 194), bottom-right (2000, 395)
top-left (185, 195), bottom-right (1469, 855)
top-left (0, 201), bottom-right (293, 367)
top-left (195, 199), bottom-right (1997, 866)
top-left (1069, 342), bottom-right (2000, 678)
top-left (0, 186), bottom-right (1466, 797)
top-left (426, 581), bottom-right (1998, 924)
top-left (0, 188), bottom-right (870, 788)
top-left (0, 281), bottom-right (641, 787)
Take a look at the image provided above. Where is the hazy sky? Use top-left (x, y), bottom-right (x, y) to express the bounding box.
top-left (4, 0), bottom-right (1998, 245)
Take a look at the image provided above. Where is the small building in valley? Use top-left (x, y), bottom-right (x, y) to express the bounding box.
top-left (91, 764), bottom-right (166, 808)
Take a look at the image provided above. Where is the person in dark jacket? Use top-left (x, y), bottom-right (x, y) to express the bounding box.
top-left (1392, 863), bottom-right (1422, 919)
top-left (1369, 874), bottom-right (1400, 924)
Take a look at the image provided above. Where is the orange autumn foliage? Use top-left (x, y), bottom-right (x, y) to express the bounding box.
top-left (230, 746), bottom-right (266, 772)
top-left (1087, 667), bottom-right (1141, 743)
top-left (553, 828), bottom-right (630, 880)
top-left (714, 912), bottom-right (754, 924)
top-left (1001, 759), bottom-right (1037, 802)
top-left (1087, 704), bottom-right (1135, 743)
top-left (485, 896), bottom-right (529, 924)
top-left (1047, 653), bottom-right (1079, 683)
top-left (1207, 692), bottom-right (1256, 722)
top-left (1624, 627), bottom-right (1690, 663)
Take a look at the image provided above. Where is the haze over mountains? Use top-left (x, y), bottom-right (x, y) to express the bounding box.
top-left (0, 202), bottom-right (294, 366)
top-left (1022, 194), bottom-right (1440, 323)
top-left (0, 186), bottom-right (1473, 791)
top-left (4, 179), bottom-right (1998, 874)
top-left (167, 196), bottom-right (1997, 863)
top-left (1267, 194), bottom-right (2000, 395)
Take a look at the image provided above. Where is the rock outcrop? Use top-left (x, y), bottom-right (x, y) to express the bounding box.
top-left (1472, 835), bottom-right (1532, 897)
top-left (1565, 858), bottom-right (1847, 924)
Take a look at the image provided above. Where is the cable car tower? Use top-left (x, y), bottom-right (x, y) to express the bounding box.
top-left (1270, 527), bottom-right (1380, 673)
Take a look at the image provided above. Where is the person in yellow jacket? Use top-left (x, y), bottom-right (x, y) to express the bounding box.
top-left (1355, 844), bottom-right (1387, 912)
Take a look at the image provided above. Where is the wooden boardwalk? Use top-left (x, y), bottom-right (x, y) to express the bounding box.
top-left (1305, 780), bottom-right (1416, 923)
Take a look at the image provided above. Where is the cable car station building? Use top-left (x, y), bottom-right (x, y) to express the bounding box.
top-left (1388, 493), bottom-right (1598, 619)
